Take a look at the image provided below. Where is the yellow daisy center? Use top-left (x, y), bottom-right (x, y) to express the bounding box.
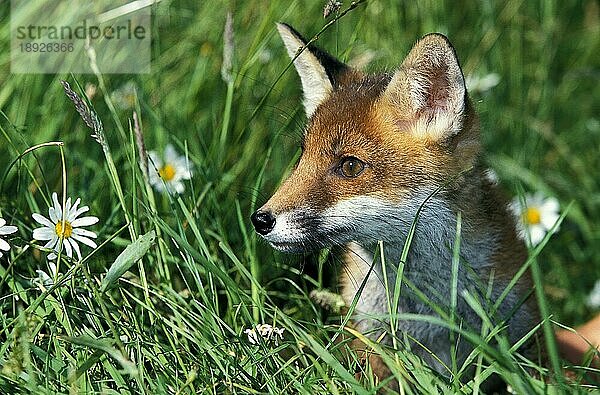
top-left (200, 42), bottom-right (213, 56)
top-left (55, 220), bottom-right (73, 238)
top-left (124, 93), bottom-right (136, 107)
top-left (523, 207), bottom-right (541, 225)
top-left (159, 164), bottom-right (176, 181)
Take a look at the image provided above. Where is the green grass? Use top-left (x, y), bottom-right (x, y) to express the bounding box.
top-left (1, 0), bottom-right (599, 393)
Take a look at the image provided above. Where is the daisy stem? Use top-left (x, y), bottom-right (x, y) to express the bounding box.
top-left (56, 144), bottom-right (68, 272)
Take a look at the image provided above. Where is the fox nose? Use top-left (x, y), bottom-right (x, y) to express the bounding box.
top-left (251, 210), bottom-right (276, 235)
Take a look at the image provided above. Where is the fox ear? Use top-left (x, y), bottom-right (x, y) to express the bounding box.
top-left (383, 33), bottom-right (466, 141)
top-left (277, 23), bottom-right (347, 118)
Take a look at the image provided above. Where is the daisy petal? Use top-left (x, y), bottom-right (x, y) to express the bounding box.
top-left (71, 234), bottom-right (97, 249)
top-left (71, 205), bottom-right (90, 220)
top-left (542, 197), bottom-right (560, 213)
top-left (164, 144), bottom-right (178, 162)
top-left (33, 227), bottom-right (56, 241)
top-left (182, 168), bottom-right (192, 180)
top-left (68, 198), bottom-right (81, 221)
top-left (52, 239), bottom-right (63, 254)
top-left (148, 152), bottom-right (162, 169)
top-left (0, 238), bottom-right (10, 251)
top-left (71, 216), bottom-right (99, 227)
top-left (541, 212), bottom-right (560, 231)
top-left (531, 192), bottom-right (545, 206)
top-left (49, 207), bottom-right (60, 223)
top-left (0, 218), bottom-right (5, 227)
top-left (43, 236), bottom-right (58, 249)
top-left (529, 225), bottom-right (546, 246)
top-left (63, 238), bottom-right (73, 258)
top-left (0, 225), bottom-right (18, 235)
top-left (48, 252), bottom-right (57, 260)
top-left (173, 181), bottom-right (185, 194)
top-left (48, 261), bottom-right (57, 276)
top-left (70, 239), bottom-right (82, 261)
top-left (72, 228), bottom-right (97, 238)
top-left (33, 213), bottom-right (54, 228)
top-left (587, 280), bottom-right (600, 308)
top-left (65, 197), bottom-right (72, 216)
top-left (152, 181), bottom-right (165, 191)
top-left (52, 193), bottom-right (62, 219)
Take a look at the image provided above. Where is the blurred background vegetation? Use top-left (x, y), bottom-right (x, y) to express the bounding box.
top-left (0, 0), bottom-right (599, 392)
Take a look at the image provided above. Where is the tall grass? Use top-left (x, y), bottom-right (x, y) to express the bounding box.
top-left (0, 0), bottom-right (599, 393)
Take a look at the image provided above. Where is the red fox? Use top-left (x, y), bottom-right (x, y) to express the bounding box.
top-left (251, 23), bottom-right (539, 386)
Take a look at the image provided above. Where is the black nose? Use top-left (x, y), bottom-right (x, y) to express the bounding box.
top-left (251, 210), bottom-right (276, 235)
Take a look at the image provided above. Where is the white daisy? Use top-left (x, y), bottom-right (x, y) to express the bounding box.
top-left (148, 144), bottom-right (193, 194)
top-left (110, 81), bottom-right (137, 110)
top-left (0, 217), bottom-right (18, 258)
top-left (85, 82), bottom-right (97, 100)
top-left (244, 324), bottom-right (285, 346)
top-left (32, 192), bottom-right (99, 260)
top-left (510, 192), bottom-right (560, 246)
top-left (466, 73), bottom-right (501, 94)
top-left (587, 279), bottom-right (600, 309)
top-left (257, 48), bottom-right (272, 64)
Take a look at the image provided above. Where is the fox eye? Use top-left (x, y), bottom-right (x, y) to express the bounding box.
top-left (339, 156), bottom-right (365, 178)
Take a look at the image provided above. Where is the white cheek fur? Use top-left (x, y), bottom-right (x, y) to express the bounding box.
top-left (261, 209), bottom-right (310, 252)
top-left (263, 211), bottom-right (294, 243)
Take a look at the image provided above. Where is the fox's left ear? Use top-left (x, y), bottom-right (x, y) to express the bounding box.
top-left (277, 23), bottom-right (348, 118)
top-left (382, 33), bottom-right (467, 141)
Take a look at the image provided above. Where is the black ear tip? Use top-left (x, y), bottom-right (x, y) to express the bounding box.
top-left (423, 32), bottom-right (450, 40)
top-left (421, 32), bottom-right (450, 44)
top-left (276, 22), bottom-right (292, 29)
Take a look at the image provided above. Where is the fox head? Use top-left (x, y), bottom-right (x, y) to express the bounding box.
top-left (251, 24), bottom-right (481, 253)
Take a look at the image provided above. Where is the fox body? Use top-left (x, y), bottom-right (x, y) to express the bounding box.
top-left (252, 24), bottom-right (539, 381)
